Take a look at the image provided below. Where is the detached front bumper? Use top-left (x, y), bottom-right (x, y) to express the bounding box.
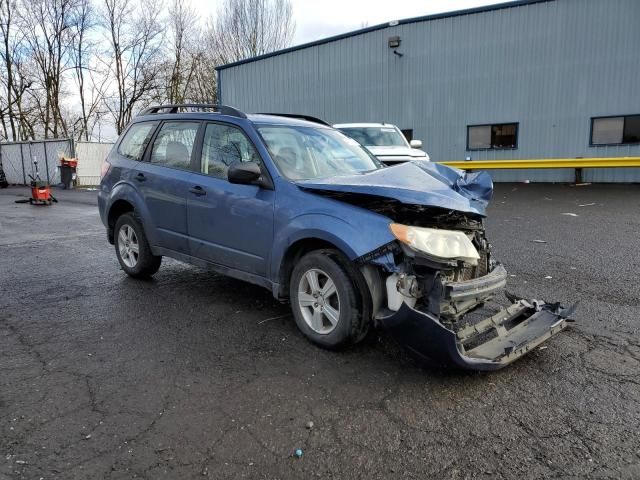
top-left (378, 266), bottom-right (575, 370)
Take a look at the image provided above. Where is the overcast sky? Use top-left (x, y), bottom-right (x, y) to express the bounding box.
top-left (87, 0), bottom-right (511, 140)
top-left (189, 0), bottom-right (509, 46)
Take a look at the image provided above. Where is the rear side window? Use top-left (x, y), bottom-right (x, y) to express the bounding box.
top-left (118, 122), bottom-right (158, 160)
top-left (201, 123), bottom-right (261, 179)
top-left (150, 122), bottom-right (200, 171)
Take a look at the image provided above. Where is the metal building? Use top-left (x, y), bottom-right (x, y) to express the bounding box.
top-left (216, 0), bottom-right (640, 182)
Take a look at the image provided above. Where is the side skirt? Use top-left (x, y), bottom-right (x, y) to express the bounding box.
top-left (152, 246), bottom-right (275, 292)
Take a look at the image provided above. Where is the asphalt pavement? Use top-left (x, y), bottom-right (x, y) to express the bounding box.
top-left (1, 183), bottom-right (639, 479)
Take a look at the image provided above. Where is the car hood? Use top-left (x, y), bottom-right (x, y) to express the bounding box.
top-left (295, 162), bottom-right (493, 216)
top-left (366, 146), bottom-right (427, 158)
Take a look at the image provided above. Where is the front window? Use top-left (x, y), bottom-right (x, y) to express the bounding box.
top-left (257, 126), bottom-right (382, 180)
top-left (201, 123), bottom-right (262, 179)
top-left (338, 126), bottom-right (407, 147)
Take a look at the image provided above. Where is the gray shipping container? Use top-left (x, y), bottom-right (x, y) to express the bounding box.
top-left (217, 0), bottom-right (640, 182)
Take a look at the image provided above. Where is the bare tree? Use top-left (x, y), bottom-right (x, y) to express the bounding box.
top-left (186, 46), bottom-right (219, 104)
top-left (20, 0), bottom-right (80, 138)
top-left (70, 0), bottom-right (104, 140)
top-left (210, 0), bottom-right (295, 64)
top-left (1, 0), bottom-right (47, 141)
top-left (1, 0), bottom-right (295, 141)
top-left (162, 0), bottom-right (225, 105)
top-left (8, 52), bottom-right (37, 139)
top-left (163, 0), bottom-right (197, 104)
top-left (0, 0), bottom-right (15, 140)
top-left (101, 0), bottom-right (164, 134)
top-left (0, 0), bottom-right (30, 140)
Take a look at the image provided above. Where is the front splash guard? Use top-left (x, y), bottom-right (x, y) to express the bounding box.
top-left (379, 299), bottom-right (575, 371)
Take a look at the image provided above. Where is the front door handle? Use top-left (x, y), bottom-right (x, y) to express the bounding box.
top-left (189, 185), bottom-right (206, 196)
top-left (134, 173), bottom-right (146, 182)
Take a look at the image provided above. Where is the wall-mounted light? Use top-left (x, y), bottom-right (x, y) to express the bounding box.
top-left (388, 35), bottom-right (403, 57)
top-left (388, 35), bottom-right (401, 49)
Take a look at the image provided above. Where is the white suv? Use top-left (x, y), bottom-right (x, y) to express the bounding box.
top-left (334, 123), bottom-right (429, 164)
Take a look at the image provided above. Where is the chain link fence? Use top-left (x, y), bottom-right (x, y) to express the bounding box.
top-left (0, 139), bottom-right (73, 185)
top-left (0, 139), bottom-right (114, 186)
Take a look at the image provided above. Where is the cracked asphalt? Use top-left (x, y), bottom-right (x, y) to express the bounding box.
top-left (1, 183), bottom-right (639, 479)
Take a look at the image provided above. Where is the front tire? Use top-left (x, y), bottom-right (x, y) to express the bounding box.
top-left (290, 249), bottom-right (368, 350)
top-left (114, 213), bottom-right (161, 278)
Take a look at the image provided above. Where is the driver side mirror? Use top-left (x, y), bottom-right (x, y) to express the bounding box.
top-left (227, 161), bottom-right (262, 185)
top-left (410, 139), bottom-right (423, 149)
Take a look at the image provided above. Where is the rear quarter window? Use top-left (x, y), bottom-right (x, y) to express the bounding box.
top-left (118, 122), bottom-right (158, 160)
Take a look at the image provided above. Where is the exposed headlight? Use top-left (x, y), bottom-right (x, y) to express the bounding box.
top-left (389, 223), bottom-right (480, 266)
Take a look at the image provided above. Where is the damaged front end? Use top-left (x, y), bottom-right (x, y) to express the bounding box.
top-left (297, 162), bottom-right (574, 370)
top-left (357, 210), bottom-right (575, 371)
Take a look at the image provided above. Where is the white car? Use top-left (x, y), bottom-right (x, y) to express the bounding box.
top-left (334, 123), bottom-right (429, 165)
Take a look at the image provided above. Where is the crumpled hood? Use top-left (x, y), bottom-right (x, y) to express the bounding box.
top-left (367, 146), bottom-right (427, 158)
top-left (295, 161), bottom-right (493, 216)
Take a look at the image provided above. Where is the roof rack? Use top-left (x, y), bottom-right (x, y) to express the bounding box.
top-left (257, 113), bottom-right (330, 126)
top-left (140, 104), bottom-right (247, 119)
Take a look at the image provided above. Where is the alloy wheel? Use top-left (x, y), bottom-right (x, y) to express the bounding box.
top-left (298, 268), bottom-right (341, 334)
top-left (118, 224), bottom-right (139, 268)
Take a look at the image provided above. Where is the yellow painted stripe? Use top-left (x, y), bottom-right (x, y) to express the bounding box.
top-left (440, 157), bottom-right (640, 170)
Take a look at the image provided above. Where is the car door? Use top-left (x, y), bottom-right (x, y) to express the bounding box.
top-left (186, 122), bottom-right (275, 277)
top-left (133, 120), bottom-right (202, 255)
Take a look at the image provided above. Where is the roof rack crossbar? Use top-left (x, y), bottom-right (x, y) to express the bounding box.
top-left (257, 113), bottom-right (330, 126)
top-left (140, 104), bottom-right (247, 119)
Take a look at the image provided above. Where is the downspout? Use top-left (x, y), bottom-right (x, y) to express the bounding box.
top-left (217, 68), bottom-right (223, 104)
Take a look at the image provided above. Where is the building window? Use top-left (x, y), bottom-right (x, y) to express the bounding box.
top-left (591, 115), bottom-right (640, 145)
top-left (467, 123), bottom-right (518, 150)
top-left (401, 129), bottom-right (413, 142)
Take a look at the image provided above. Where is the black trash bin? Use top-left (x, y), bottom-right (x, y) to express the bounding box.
top-left (0, 164), bottom-right (8, 188)
top-left (60, 165), bottom-right (73, 189)
top-left (58, 158), bottom-right (77, 189)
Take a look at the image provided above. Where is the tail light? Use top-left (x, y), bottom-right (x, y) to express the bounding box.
top-left (100, 159), bottom-right (111, 179)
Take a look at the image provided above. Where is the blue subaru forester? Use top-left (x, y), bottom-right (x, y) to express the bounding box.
top-left (98, 104), bottom-right (573, 370)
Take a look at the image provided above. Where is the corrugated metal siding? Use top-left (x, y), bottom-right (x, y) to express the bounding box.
top-left (220, 0), bottom-right (640, 182)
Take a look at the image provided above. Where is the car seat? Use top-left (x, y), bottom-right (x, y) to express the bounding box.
top-left (166, 141), bottom-right (190, 169)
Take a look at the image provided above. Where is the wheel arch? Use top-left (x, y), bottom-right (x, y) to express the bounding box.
top-left (276, 238), bottom-right (374, 330)
top-left (276, 237), bottom-right (343, 300)
top-left (282, 240), bottom-right (376, 345)
top-left (105, 183), bottom-right (154, 245)
top-left (107, 199), bottom-right (135, 243)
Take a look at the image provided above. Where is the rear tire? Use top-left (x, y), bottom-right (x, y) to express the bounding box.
top-left (114, 212), bottom-right (161, 278)
top-left (289, 249), bottom-right (369, 350)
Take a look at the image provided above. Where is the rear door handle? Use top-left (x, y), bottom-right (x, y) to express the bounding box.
top-left (189, 186), bottom-right (206, 196)
top-left (134, 173), bottom-right (146, 182)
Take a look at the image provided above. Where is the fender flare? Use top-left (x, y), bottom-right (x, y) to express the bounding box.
top-left (106, 182), bottom-right (158, 246)
top-left (270, 212), bottom-right (394, 288)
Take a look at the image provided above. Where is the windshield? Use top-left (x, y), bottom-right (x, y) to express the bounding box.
top-left (338, 126), bottom-right (407, 147)
top-left (257, 125), bottom-right (383, 180)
